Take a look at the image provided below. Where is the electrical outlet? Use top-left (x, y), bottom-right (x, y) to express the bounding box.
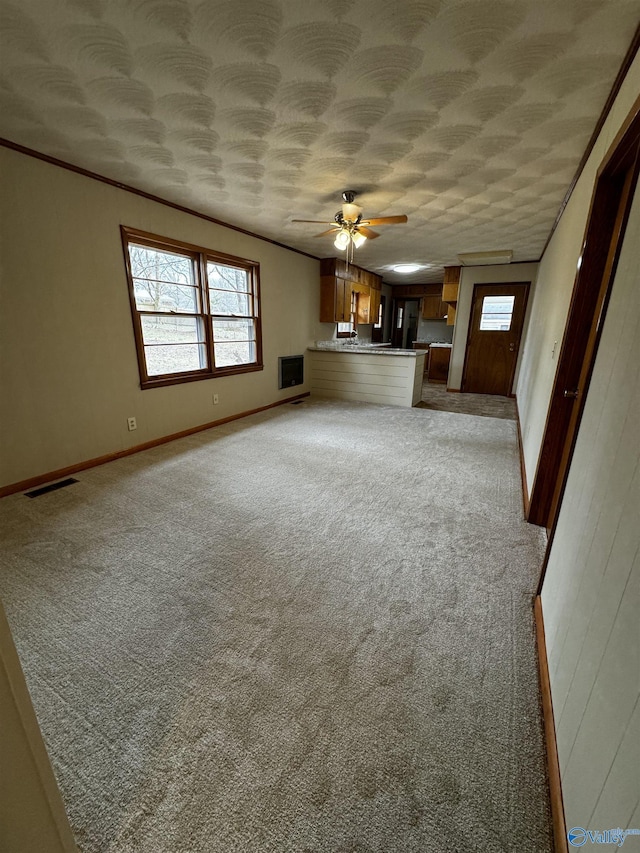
top-left (213, 394), bottom-right (219, 405)
top-left (127, 417), bottom-right (137, 431)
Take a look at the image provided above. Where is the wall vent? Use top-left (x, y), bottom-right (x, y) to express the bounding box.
top-left (25, 478), bottom-right (79, 498)
top-left (279, 355), bottom-right (304, 389)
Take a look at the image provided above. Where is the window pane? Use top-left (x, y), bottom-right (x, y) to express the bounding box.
top-left (144, 344), bottom-right (207, 376)
top-left (479, 295), bottom-right (515, 331)
top-left (212, 318), bottom-right (255, 342)
top-left (141, 315), bottom-right (204, 345)
top-left (212, 318), bottom-right (256, 367)
top-left (214, 341), bottom-right (256, 368)
top-left (209, 288), bottom-right (251, 315)
top-left (134, 280), bottom-right (199, 313)
top-left (207, 262), bottom-right (249, 293)
top-left (129, 245), bottom-right (195, 284)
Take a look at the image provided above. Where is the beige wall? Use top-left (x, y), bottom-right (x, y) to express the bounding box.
top-left (517, 55), bottom-right (640, 487)
top-left (0, 148), bottom-right (324, 489)
top-left (0, 601), bottom-right (78, 852)
top-left (448, 262), bottom-right (539, 391)
top-left (541, 181), bottom-right (640, 834)
top-left (518, 56), bottom-right (640, 832)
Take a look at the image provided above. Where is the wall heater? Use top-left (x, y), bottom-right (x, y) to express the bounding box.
top-left (278, 355), bottom-right (304, 389)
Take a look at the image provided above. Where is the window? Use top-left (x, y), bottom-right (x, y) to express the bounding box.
top-left (122, 227), bottom-right (262, 388)
top-left (479, 295), bottom-right (515, 331)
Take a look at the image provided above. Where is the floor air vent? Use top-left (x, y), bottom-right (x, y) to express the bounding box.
top-left (278, 355), bottom-right (304, 389)
top-left (25, 478), bottom-right (79, 498)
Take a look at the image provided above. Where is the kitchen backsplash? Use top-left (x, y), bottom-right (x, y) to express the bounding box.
top-left (416, 318), bottom-right (454, 343)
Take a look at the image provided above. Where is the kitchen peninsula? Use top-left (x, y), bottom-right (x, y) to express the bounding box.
top-left (307, 343), bottom-right (426, 407)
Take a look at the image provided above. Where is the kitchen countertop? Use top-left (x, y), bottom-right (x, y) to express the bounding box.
top-left (429, 342), bottom-right (453, 348)
top-left (309, 344), bottom-right (423, 357)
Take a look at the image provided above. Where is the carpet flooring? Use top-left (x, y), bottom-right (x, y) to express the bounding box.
top-left (418, 381), bottom-right (517, 420)
top-left (0, 398), bottom-right (551, 852)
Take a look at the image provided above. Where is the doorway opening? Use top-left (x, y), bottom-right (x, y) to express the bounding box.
top-left (528, 100), bottom-right (640, 535)
top-left (392, 298), bottom-right (420, 348)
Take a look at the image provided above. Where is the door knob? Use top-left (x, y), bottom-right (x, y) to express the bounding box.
top-left (563, 389), bottom-right (579, 398)
top-left (509, 343), bottom-right (515, 351)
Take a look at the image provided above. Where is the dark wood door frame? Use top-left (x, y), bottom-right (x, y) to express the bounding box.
top-left (529, 96), bottom-right (640, 564)
top-left (391, 298), bottom-right (419, 348)
top-left (461, 281), bottom-right (530, 396)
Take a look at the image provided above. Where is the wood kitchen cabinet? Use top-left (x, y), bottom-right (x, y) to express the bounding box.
top-left (442, 266), bottom-right (460, 326)
top-left (319, 258), bottom-right (382, 324)
top-left (369, 286), bottom-right (381, 326)
top-left (428, 346), bottom-right (451, 383)
top-left (421, 295), bottom-right (448, 320)
top-left (352, 282), bottom-right (371, 323)
top-left (368, 272), bottom-right (382, 325)
top-left (320, 275), bottom-right (351, 322)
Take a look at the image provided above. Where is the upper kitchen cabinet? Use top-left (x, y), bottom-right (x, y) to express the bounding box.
top-left (442, 266), bottom-right (460, 326)
top-left (320, 274), bottom-right (351, 322)
top-left (421, 294), bottom-right (448, 320)
top-left (319, 259), bottom-right (382, 324)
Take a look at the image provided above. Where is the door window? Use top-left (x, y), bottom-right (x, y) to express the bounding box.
top-left (479, 295), bottom-right (515, 331)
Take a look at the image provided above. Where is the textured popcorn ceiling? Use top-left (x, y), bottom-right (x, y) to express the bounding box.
top-left (0, 1), bottom-right (638, 283)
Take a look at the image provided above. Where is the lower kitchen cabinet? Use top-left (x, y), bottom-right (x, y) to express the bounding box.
top-left (428, 346), bottom-right (451, 383)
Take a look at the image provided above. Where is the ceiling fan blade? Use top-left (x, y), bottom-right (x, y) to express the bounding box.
top-left (313, 228), bottom-right (339, 238)
top-left (291, 219), bottom-right (334, 224)
top-left (360, 215), bottom-right (408, 226)
top-left (358, 226), bottom-right (380, 239)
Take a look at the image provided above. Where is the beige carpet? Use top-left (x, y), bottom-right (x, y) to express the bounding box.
top-left (0, 398), bottom-right (551, 852)
top-left (418, 381), bottom-right (517, 420)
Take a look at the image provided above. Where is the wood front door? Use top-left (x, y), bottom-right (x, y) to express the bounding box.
top-left (462, 282), bottom-right (530, 396)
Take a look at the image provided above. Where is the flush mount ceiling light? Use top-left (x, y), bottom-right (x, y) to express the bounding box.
top-left (393, 263), bottom-right (422, 274)
top-left (457, 250), bottom-right (513, 266)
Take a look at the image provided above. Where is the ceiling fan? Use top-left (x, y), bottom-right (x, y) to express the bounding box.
top-left (292, 191), bottom-right (408, 256)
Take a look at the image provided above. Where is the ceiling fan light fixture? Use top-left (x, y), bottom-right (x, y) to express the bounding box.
top-left (334, 229), bottom-right (350, 250)
top-left (342, 202), bottom-right (362, 223)
top-left (351, 230), bottom-right (367, 248)
top-left (393, 263), bottom-right (421, 274)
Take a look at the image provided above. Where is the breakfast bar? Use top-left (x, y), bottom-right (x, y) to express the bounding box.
top-left (307, 343), bottom-right (426, 407)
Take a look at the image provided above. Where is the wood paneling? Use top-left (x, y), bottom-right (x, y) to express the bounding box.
top-left (394, 283), bottom-right (441, 299)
